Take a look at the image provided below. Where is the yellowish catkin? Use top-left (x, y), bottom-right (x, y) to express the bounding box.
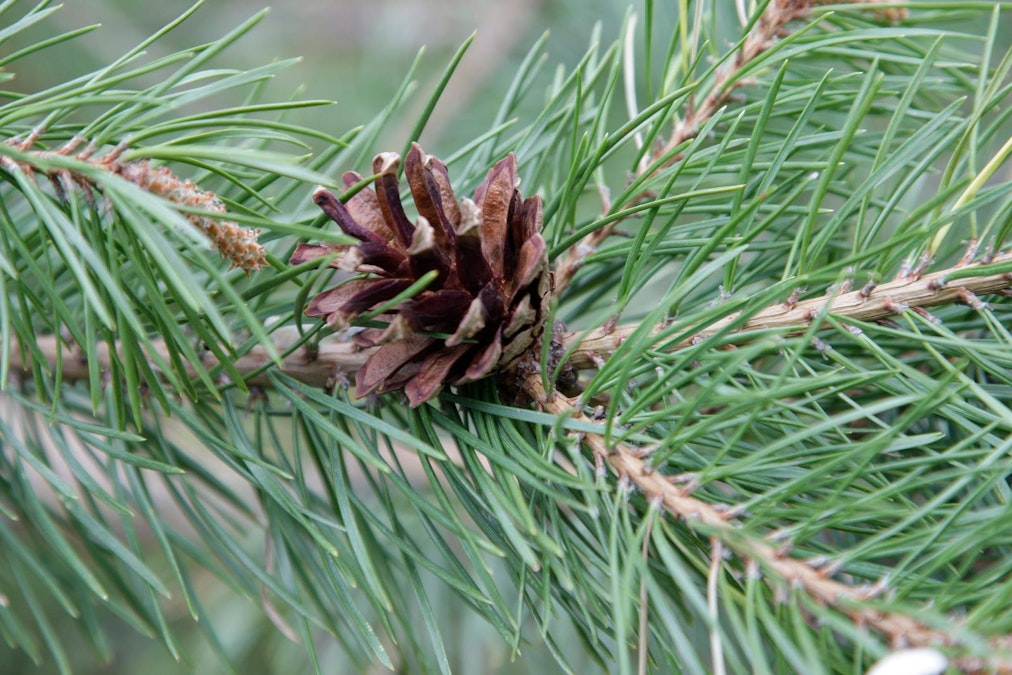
top-left (114, 160), bottom-right (267, 272)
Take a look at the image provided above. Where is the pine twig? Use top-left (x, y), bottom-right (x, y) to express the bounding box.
top-left (554, 0), bottom-right (844, 295)
top-left (9, 254), bottom-right (1007, 670)
top-left (1, 136), bottom-right (267, 271)
top-left (8, 251), bottom-right (1010, 394)
top-left (9, 334), bottom-right (371, 390)
top-left (525, 375), bottom-right (1012, 673)
top-left (8, 183), bottom-right (1008, 674)
top-left (563, 250), bottom-right (1012, 370)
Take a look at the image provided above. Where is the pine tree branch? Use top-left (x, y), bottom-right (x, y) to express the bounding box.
top-left (11, 250), bottom-right (1008, 670)
top-left (563, 250), bottom-right (1012, 370)
top-left (524, 374), bottom-right (1012, 673)
top-left (553, 0), bottom-right (900, 295)
top-left (1, 136), bottom-right (267, 271)
top-left (10, 334), bottom-right (370, 390)
top-left (9, 1), bottom-right (1007, 671)
top-left (9, 251), bottom-right (1010, 392)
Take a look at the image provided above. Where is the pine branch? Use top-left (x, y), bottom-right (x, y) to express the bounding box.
top-left (15, 251), bottom-right (1008, 393)
top-left (16, 240), bottom-right (1009, 669)
top-left (524, 374), bottom-right (1012, 674)
top-left (4, 1), bottom-right (1009, 671)
top-left (1, 135), bottom-right (267, 271)
top-left (553, 0), bottom-right (907, 296)
top-left (564, 249), bottom-right (1012, 370)
top-left (10, 333), bottom-right (368, 390)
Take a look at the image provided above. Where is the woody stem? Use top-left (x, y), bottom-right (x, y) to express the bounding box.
top-left (8, 251), bottom-right (1010, 391)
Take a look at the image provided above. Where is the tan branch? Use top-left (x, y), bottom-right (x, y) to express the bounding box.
top-left (9, 335), bottom-right (372, 390)
top-left (9, 251), bottom-right (1010, 394)
top-left (8, 201), bottom-right (1008, 673)
top-left (564, 250), bottom-right (1012, 370)
top-left (528, 375), bottom-right (1012, 673)
top-left (13, 246), bottom-right (1004, 667)
top-left (554, 0), bottom-right (829, 296)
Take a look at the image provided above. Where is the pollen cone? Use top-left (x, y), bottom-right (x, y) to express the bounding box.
top-left (292, 144), bottom-right (550, 406)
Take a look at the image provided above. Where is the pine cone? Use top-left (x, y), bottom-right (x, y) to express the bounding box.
top-left (292, 144), bottom-right (550, 406)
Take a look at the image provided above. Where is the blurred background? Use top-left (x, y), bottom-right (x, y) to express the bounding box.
top-left (16, 0), bottom-right (629, 156)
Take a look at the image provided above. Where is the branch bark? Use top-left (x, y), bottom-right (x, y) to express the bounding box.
top-left (554, 0), bottom-right (833, 296)
top-left (563, 250), bottom-right (1012, 369)
top-left (526, 374), bottom-right (1012, 674)
top-left (10, 334), bottom-right (372, 390)
top-left (10, 251), bottom-right (1010, 391)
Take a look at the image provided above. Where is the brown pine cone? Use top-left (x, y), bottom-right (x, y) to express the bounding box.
top-left (292, 143), bottom-right (550, 406)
